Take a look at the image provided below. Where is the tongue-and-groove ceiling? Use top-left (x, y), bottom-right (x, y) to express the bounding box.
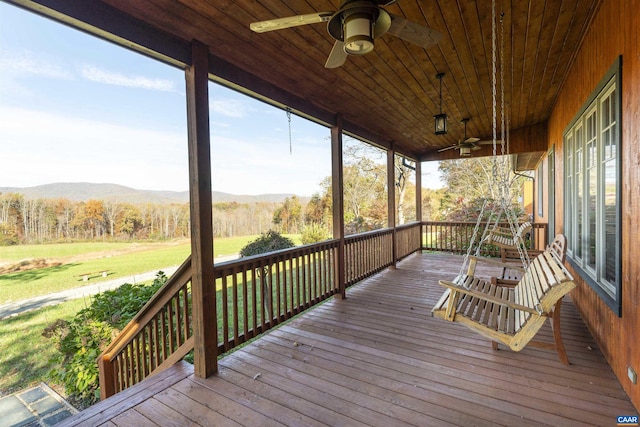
top-left (7, 0), bottom-right (602, 167)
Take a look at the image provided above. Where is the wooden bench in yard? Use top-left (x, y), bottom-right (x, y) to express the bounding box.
top-left (77, 270), bottom-right (109, 281)
top-left (431, 234), bottom-right (576, 364)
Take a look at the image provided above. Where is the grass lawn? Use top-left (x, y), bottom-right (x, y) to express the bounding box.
top-left (0, 233), bottom-right (307, 405)
top-left (0, 235), bottom-right (302, 304)
top-left (0, 299), bottom-right (87, 395)
top-left (0, 242), bottom-right (135, 262)
top-left (0, 243), bottom-right (191, 304)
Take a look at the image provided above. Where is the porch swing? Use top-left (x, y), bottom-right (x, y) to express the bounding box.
top-left (430, 1), bottom-right (576, 364)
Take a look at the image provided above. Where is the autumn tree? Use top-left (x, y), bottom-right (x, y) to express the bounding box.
top-left (341, 142), bottom-right (387, 233)
top-left (104, 201), bottom-right (123, 237)
top-left (438, 157), bottom-right (527, 221)
top-left (394, 156), bottom-right (416, 225)
top-left (272, 196), bottom-right (302, 234)
top-left (116, 204), bottom-right (143, 238)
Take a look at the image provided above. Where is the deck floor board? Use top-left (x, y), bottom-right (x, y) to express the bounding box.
top-left (58, 253), bottom-right (636, 427)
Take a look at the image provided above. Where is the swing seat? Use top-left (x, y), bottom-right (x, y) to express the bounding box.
top-left (486, 221), bottom-right (532, 249)
top-left (492, 234), bottom-right (567, 283)
top-left (431, 236), bottom-right (575, 364)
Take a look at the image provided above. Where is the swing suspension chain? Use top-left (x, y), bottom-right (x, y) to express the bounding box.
top-left (458, 0), bottom-right (499, 282)
top-left (491, 0), bottom-right (498, 185)
top-left (500, 10), bottom-right (529, 267)
top-left (458, 0), bottom-right (529, 275)
top-left (286, 107), bottom-right (292, 155)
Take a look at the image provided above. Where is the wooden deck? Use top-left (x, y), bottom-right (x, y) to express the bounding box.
top-left (59, 253), bottom-right (636, 427)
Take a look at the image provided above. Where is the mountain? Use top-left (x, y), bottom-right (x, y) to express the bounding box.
top-left (0, 183), bottom-right (302, 204)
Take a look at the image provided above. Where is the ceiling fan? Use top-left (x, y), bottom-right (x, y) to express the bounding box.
top-left (438, 118), bottom-right (494, 157)
top-left (249, 0), bottom-right (442, 68)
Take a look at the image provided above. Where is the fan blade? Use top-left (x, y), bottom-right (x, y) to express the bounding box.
top-left (471, 145), bottom-right (482, 151)
top-left (438, 145), bottom-right (458, 152)
top-left (325, 41), bottom-right (348, 68)
top-left (477, 139), bottom-right (503, 145)
top-left (464, 137), bottom-right (480, 143)
top-left (250, 12), bottom-right (333, 33)
top-left (387, 14), bottom-right (442, 48)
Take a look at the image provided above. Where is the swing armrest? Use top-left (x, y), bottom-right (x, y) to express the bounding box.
top-left (438, 279), bottom-right (545, 316)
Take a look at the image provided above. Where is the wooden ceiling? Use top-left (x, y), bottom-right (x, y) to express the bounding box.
top-left (10, 0), bottom-right (601, 166)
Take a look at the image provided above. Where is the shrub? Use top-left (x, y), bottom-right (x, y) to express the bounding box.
top-left (300, 223), bottom-right (331, 245)
top-left (239, 230), bottom-right (294, 257)
top-left (45, 272), bottom-right (167, 407)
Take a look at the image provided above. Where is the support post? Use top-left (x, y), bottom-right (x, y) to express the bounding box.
top-left (331, 114), bottom-right (346, 298)
top-left (415, 161), bottom-right (422, 222)
top-left (387, 148), bottom-right (397, 265)
top-left (415, 161), bottom-right (423, 250)
top-left (185, 40), bottom-right (217, 378)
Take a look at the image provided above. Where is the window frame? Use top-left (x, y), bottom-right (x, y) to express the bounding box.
top-left (537, 162), bottom-right (544, 217)
top-left (563, 56), bottom-right (622, 316)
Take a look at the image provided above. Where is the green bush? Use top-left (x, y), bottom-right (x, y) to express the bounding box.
top-left (300, 223), bottom-right (331, 245)
top-left (44, 272), bottom-right (167, 407)
top-left (239, 230), bottom-right (294, 257)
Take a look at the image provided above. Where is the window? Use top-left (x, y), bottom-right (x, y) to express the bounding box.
top-left (563, 57), bottom-right (621, 315)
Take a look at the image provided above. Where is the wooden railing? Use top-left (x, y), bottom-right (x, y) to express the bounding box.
top-left (395, 222), bottom-right (423, 260)
top-left (98, 221), bottom-right (540, 399)
top-left (215, 240), bottom-right (339, 353)
top-left (98, 227), bottom-right (420, 398)
top-left (421, 221), bottom-right (548, 256)
top-left (344, 228), bottom-right (394, 286)
top-left (98, 257), bottom-right (194, 398)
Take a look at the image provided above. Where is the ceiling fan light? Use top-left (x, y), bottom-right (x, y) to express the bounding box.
top-left (460, 146), bottom-right (471, 156)
top-left (434, 113), bottom-right (447, 135)
top-left (343, 13), bottom-right (374, 55)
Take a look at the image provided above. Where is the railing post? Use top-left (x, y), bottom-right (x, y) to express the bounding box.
top-left (415, 161), bottom-right (423, 225)
top-left (98, 355), bottom-right (115, 399)
top-left (186, 39), bottom-right (217, 378)
top-left (331, 114), bottom-right (346, 298)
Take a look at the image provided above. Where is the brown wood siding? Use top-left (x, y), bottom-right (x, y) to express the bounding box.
top-left (547, 0), bottom-right (640, 409)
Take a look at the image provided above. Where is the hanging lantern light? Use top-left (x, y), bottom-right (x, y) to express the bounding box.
top-left (434, 73), bottom-right (448, 135)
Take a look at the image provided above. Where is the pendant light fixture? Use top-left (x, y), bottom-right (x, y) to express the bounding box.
top-left (434, 72), bottom-right (448, 135)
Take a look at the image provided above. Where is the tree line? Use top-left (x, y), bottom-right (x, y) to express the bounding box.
top-left (0, 193), bottom-right (298, 245)
top-left (0, 153), bottom-right (527, 246)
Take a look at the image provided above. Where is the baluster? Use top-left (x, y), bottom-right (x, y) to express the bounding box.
top-left (274, 259), bottom-right (281, 324)
top-left (232, 266), bottom-right (239, 346)
top-left (221, 273), bottom-right (229, 351)
top-left (167, 301), bottom-right (175, 353)
top-left (174, 294), bottom-right (182, 346)
top-left (183, 284), bottom-right (191, 341)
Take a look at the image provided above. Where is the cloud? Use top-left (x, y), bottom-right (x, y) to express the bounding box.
top-left (0, 49), bottom-right (73, 79)
top-left (210, 99), bottom-right (247, 118)
top-left (0, 106), bottom-right (189, 191)
top-left (80, 65), bottom-right (176, 92)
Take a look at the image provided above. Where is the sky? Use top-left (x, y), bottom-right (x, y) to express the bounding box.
top-left (0, 3), bottom-right (443, 196)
